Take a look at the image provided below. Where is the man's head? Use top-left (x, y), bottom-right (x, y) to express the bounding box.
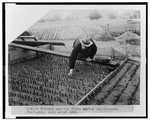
top-left (80, 35), bottom-right (93, 49)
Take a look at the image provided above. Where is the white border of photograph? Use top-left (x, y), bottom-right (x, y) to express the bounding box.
top-left (5, 3), bottom-right (146, 118)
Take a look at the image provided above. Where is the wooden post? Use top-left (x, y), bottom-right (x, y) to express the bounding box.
top-left (111, 47), bottom-right (115, 60)
top-left (107, 23), bottom-right (109, 33)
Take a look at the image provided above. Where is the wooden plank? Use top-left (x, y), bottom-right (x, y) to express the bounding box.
top-left (19, 36), bottom-right (37, 41)
top-left (91, 60), bottom-right (118, 67)
top-left (12, 40), bottom-right (65, 46)
top-left (14, 38), bottom-right (73, 42)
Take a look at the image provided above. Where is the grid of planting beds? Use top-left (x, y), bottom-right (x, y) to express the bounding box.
top-left (8, 54), bottom-right (109, 105)
top-left (85, 60), bottom-right (140, 105)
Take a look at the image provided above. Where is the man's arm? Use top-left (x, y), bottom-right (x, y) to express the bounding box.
top-left (89, 42), bottom-right (97, 59)
top-left (69, 44), bottom-right (80, 69)
top-left (68, 44), bottom-right (80, 77)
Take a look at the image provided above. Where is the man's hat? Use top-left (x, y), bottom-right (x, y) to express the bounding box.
top-left (80, 35), bottom-right (93, 47)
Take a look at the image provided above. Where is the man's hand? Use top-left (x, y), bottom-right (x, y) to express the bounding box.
top-left (92, 58), bottom-right (95, 61)
top-left (68, 69), bottom-right (73, 77)
top-left (86, 57), bottom-right (92, 62)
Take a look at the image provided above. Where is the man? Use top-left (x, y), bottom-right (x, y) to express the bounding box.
top-left (68, 35), bottom-right (97, 77)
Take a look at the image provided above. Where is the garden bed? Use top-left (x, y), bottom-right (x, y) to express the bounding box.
top-left (9, 54), bottom-right (110, 105)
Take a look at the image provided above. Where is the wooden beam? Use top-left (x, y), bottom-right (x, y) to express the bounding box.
top-left (19, 36), bottom-right (37, 41)
top-left (12, 40), bottom-right (65, 46)
top-left (14, 38), bottom-right (74, 41)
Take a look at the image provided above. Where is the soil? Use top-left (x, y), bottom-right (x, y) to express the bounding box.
top-left (116, 31), bottom-right (140, 45)
top-left (116, 31), bottom-right (140, 41)
top-left (9, 54), bottom-right (109, 105)
top-left (9, 55), bottom-right (140, 105)
top-left (86, 60), bottom-right (140, 105)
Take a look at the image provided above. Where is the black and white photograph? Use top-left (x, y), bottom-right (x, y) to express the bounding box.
top-left (4, 2), bottom-right (147, 118)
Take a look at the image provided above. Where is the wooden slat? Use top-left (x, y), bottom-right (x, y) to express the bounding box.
top-left (53, 29), bottom-right (58, 39)
top-left (20, 36), bottom-right (35, 38)
top-left (12, 40), bottom-right (65, 46)
top-left (19, 36), bottom-right (37, 41)
top-left (14, 38), bottom-right (74, 42)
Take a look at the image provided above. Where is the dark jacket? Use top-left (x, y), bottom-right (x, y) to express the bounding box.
top-left (69, 39), bottom-right (97, 69)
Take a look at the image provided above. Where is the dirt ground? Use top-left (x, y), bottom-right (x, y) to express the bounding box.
top-left (27, 19), bottom-right (140, 61)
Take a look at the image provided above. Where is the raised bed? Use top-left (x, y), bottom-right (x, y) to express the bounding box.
top-left (85, 60), bottom-right (140, 105)
top-left (9, 54), bottom-right (113, 105)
